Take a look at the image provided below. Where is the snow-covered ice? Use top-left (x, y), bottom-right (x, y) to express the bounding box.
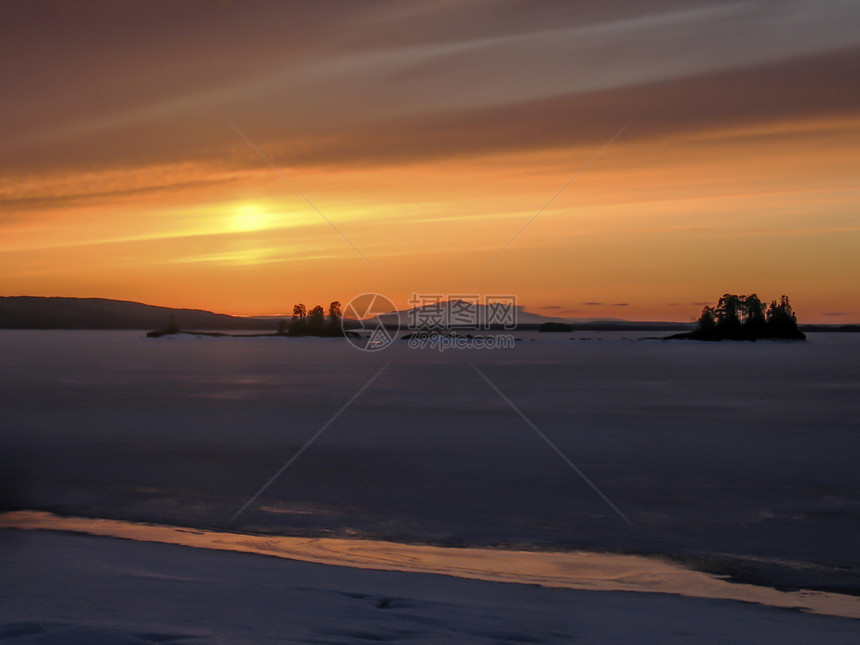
top-left (1, 330), bottom-right (858, 640)
top-left (1, 529), bottom-right (859, 644)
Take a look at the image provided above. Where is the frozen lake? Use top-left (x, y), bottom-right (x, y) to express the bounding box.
top-left (1, 330), bottom-right (858, 593)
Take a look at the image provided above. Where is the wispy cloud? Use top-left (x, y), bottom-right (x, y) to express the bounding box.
top-left (584, 302), bottom-right (629, 307)
top-left (0, 176), bottom-right (238, 214)
top-left (4, 3), bottom-right (858, 175)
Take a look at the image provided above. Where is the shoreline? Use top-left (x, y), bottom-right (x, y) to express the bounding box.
top-left (2, 510), bottom-right (858, 620)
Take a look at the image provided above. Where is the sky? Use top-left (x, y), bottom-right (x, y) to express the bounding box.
top-left (1, 0), bottom-right (858, 321)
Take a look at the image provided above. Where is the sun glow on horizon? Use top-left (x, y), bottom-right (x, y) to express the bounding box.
top-left (231, 203), bottom-right (268, 232)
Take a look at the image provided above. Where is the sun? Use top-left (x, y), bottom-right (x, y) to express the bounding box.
top-left (231, 204), bottom-right (268, 232)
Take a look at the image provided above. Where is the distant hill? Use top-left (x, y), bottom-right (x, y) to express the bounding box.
top-left (0, 297), bottom-right (282, 331)
top-left (371, 299), bottom-right (569, 328)
top-left (799, 324), bottom-right (860, 333)
top-left (370, 299), bottom-right (694, 332)
top-left (6, 296), bottom-right (850, 333)
top-left (0, 296), bottom-right (696, 332)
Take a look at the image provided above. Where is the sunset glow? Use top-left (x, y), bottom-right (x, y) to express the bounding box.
top-left (2, 2), bottom-right (858, 321)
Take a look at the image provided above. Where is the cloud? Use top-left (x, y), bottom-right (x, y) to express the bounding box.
top-left (822, 312), bottom-right (848, 316)
top-left (2, 1), bottom-right (858, 176)
top-left (584, 302), bottom-right (629, 307)
top-left (537, 305), bottom-right (580, 315)
top-left (0, 176), bottom-right (238, 214)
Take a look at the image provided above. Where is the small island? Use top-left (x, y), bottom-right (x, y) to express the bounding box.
top-left (147, 301), bottom-right (346, 338)
top-left (539, 322), bottom-right (574, 332)
top-left (668, 294), bottom-right (805, 341)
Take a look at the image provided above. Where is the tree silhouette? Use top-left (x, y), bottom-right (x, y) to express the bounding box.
top-left (686, 293), bottom-right (804, 340)
top-left (287, 301), bottom-right (347, 337)
top-left (715, 294), bottom-right (741, 333)
top-left (290, 303), bottom-right (307, 336)
top-left (307, 305), bottom-right (325, 336)
top-left (327, 300), bottom-right (343, 336)
top-left (697, 305), bottom-right (716, 332)
top-left (766, 295), bottom-right (802, 338)
top-left (744, 294), bottom-right (766, 335)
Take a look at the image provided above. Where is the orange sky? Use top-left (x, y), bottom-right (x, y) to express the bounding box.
top-left (2, 1), bottom-right (858, 322)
